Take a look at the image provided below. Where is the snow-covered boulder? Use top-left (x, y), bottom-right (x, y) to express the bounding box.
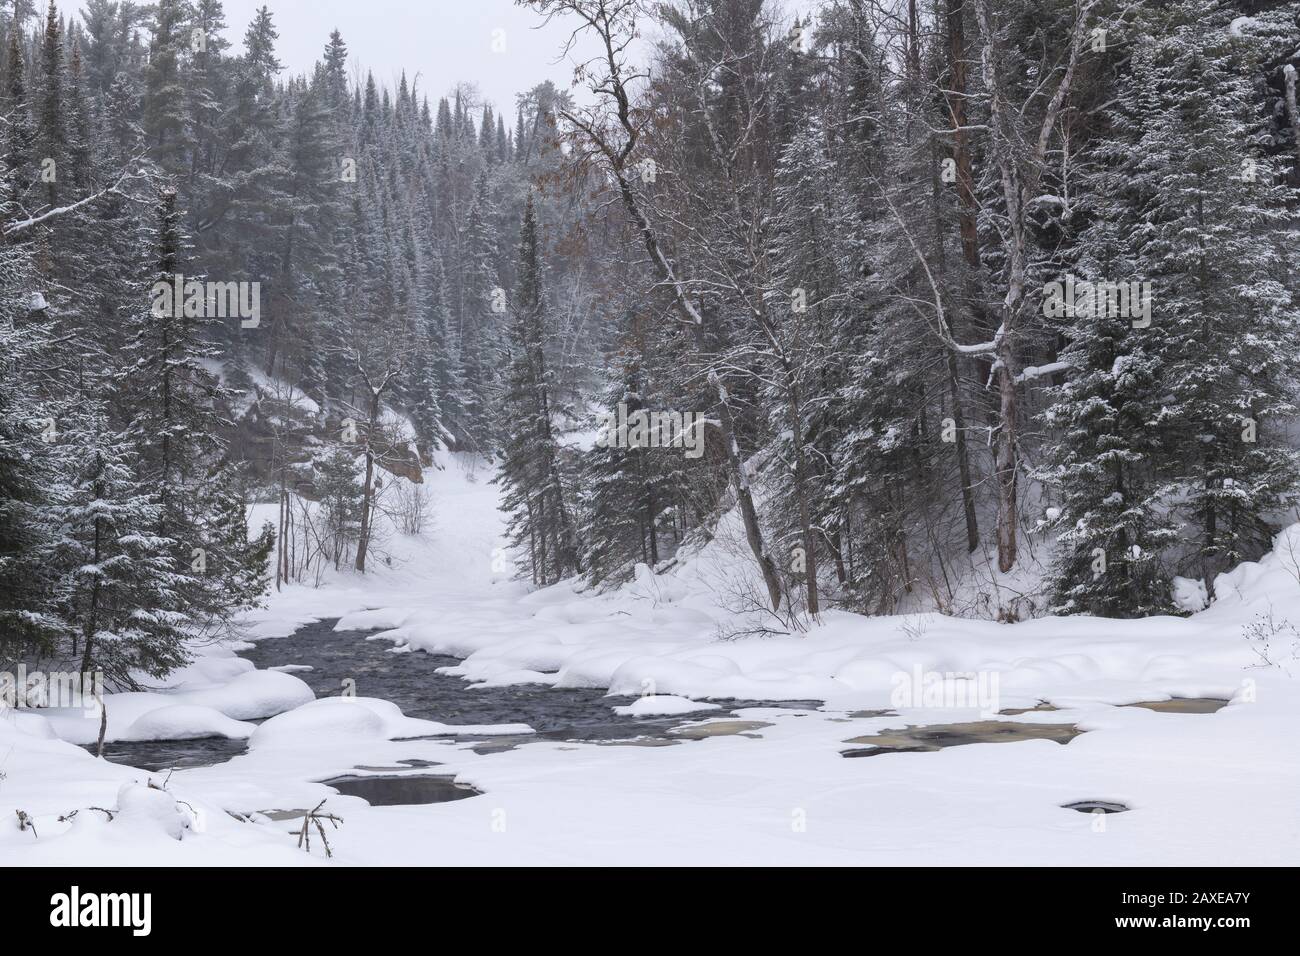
top-left (122, 704), bottom-right (256, 742)
top-left (249, 698), bottom-right (389, 750)
top-left (179, 670), bottom-right (314, 720)
top-left (249, 696), bottom-right (532, 750)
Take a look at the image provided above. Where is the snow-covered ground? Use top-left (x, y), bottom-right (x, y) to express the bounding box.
top-left (3, 452), bottom-right (1298, 865)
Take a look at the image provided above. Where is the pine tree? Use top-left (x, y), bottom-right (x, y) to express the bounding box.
top-left (36, 1), bottom-right (67, 206)
top-left (406, 243), bottom-right (457, 453)
top-left (313, 441), bottom-right (363, 569)
top-left (3, 27), bottom-right (36, 199)
top-left (579, 332), bottom-right (689, 587)
top-left (1138, 2), bottom-right (1300, 595)
top-left (496, 194), bottom-right (581, 585)
top-left (1041, 187), bottom-right (1178, 616)
top-left (1047, 0), bottom-right (1300, 609)
top-left (0, 237), bottom-right (61, 654)
top-left (142, 0), bottom-right (194, 175)
top-left (48, 396), bottom-right (191, 683)
top-left (322, 29), bottom-right (349, 109)
top-left (458, 171), bottom-right (501, 448)
top-left (118, 187), bottom-right (269, 632)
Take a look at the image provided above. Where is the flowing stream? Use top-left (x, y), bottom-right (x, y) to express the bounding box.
top-left (95, 617), bottom-right (820, 772)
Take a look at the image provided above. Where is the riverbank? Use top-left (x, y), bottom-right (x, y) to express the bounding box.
top-left (3, 452), bottom-right (1297, 865)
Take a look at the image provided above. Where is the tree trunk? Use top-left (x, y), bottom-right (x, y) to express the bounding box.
top-left (645, 469), bottom-right (659, 566)
top-left (96, 695), bottom-right (108, 759)
top-left (994, 340), bottom-right (1018, 573)
top-left (354, 393), bottom-right (380, 572)
top-left (946, 0), bottom-right (981, 272)
top-left (611, 172), bottom-right (782, 610)
top-left (942, 0), bottom-right (983, 553)
top-left (714, 378), bottom-right (784, 611)
top-left (784, 373), bottom-right (819, 616)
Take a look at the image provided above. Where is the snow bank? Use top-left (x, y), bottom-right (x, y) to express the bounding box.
top-left (115, 783), bottom-right (194, 840)
top-left (249, 697), bottom-right (533, 751)
top-left (37, 665), bottom-right (313, 746)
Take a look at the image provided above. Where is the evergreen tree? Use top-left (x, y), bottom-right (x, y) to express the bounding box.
top-left (313, 441), bottom-right (363, 569)
top-left (1046, 0), bottom-right (1300, 610)
top-left (36, 1), bottom-right (67, 206)
top-left (3, 27), bottom-right (36, 198)
top-left (496, 194), bottom-right (581, 584)
top-left (458, 171), bottom-right (501, 447)
top-left (1138, 2), bottom-right (1300, 595)
top-left (48, 396), bottom-right (191, 683)
top-left (142, 0), bottom-right (193, 175)
top-left (0, 239), bottom-right (60, 654)
top-left (118, 187), bottom-right (269, 633)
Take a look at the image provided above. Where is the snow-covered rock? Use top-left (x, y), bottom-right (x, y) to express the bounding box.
top-left (248, 698), bottom-right (390, 750)
top-left (613, 695), bottom-right (722, 716)
top-left (179, 669), bottom-right (314, 720)
top-left (121, 705), bottom-right (256, 742)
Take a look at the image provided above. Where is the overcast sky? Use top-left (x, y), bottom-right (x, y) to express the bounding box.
top-left (203, 0), bottom-right (604, 114)
top-left (72, 0), bottom-right (822, 116)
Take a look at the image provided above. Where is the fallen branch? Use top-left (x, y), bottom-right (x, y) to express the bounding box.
top-left (57, 807), bottom-right (116, 823)
top-left (296, 799), bottom-right (343, 858)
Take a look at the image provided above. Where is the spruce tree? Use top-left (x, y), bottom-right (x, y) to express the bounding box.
top-left (118, 187), bottom-right (269, 633)
top-left (1049, 0), bottom-right (1300, 607)
top-left (48, 396), bottom-right (191, 683)
top-left (142, 0), bottom-right (193, 175)
top-left (1143, 2), bottom-right (1300, 595)
top-left (496, 194), bottom-right (580, 585)
top-left (0, 226), bottom-right (60, 655)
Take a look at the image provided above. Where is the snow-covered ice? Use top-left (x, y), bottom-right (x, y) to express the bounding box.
top-left (612, 695), bottom-right (722, 716)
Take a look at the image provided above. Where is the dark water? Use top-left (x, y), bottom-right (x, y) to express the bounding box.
top-left (95, 736), bottom-right (253, 773)
top-left (318, 773), bottom-right (481, 806)
top-left (1063, 800), bottom-right (1129, 814)
top-left (97, 617), bottom-right (819, 772)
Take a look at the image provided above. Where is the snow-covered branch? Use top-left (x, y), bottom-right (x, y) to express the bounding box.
top-left (3, 168), bottom-right (140, 239)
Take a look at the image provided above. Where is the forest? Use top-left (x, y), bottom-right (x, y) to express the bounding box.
top-left (3, 0), bottom-right (1300, 690)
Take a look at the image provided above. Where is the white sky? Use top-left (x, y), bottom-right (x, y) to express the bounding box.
top-left (204, 0), bottom-right (602, 114)
top-left (71, 0), bottom-right (824, 115)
